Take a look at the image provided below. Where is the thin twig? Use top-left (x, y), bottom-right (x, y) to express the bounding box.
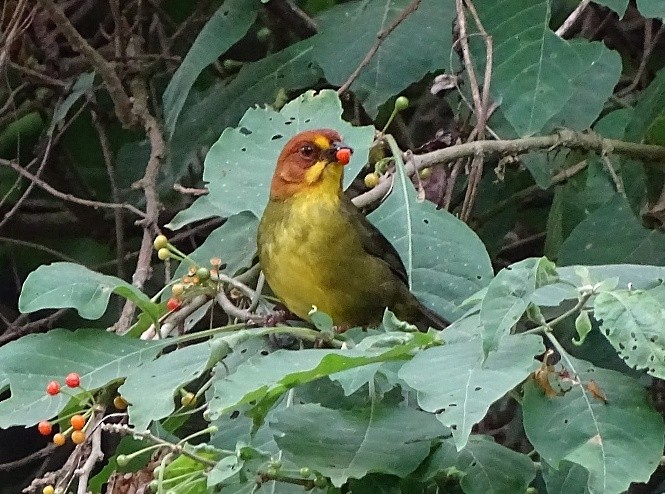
top-left (36, 0), bottom-right (134, 126)
top-left (352, 130), bottom-right (665, 209)
top-left (75, 410), bottom-right (105, 494)
top-left (0, 157), bottom-right (148, 219)
top-left (555, 0), bottom-right (590, 38)
top-left (337, 0), bottom-right (421, 94)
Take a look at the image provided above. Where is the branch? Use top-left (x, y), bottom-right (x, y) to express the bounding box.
top-left (337, 0), bottom-right (421, 94)
top-left (555, 0), bottom-right (590, 38)
top-left (352, 130), bottom-right (665, 208)
top-left (36, 0), bottom-right (135, 126)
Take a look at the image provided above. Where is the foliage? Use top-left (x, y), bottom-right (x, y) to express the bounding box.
top-left (2, 1), bottom-right (665, 494)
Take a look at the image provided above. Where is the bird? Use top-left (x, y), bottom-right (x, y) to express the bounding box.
top-left (257, 129), bottom-right (447, 331)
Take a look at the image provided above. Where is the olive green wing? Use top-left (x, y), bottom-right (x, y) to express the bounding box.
top-left (339, 194), bottom-right (409, 286)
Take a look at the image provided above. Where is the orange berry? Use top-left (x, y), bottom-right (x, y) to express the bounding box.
top-left (70, 414), bottom-right (86, 431)
top-left (37, 421), bottom-right (52, 436)
top-left (65, 372), bottom-right (80, 388)
top-left (113, 395), bottom-right (128, 410)
top-left (53, 433), bottom-right (66, 446)
top-left (71, 430), bottom-right (86, 444)
top-left (46, 380), bottom-right (60, 396)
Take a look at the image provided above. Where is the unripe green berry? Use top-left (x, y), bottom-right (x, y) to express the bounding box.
top-left (266, 467), bottom-right (278, 476)
top-left (157, 248), bottom-right (170, 261)
top-left (419, 167), bottom-right (431, 179)
top-left (153, 235), bottom-right (168, 250)
top-left (314, 476), bottom-right (327, 488)
top-left (171, 283), bottom-right (184, 297)
top-left (299, 467), bottom-right (312, 478)
top-left (149, 480), bottom-right (159, 492)
top-left (196, 267), bottom-right (210, 281)
top-left (364, 173), bottom-right (380, 188)
top-left (394, 96), bottom-right (409, 112)
top-left (269, 459), bottom-right (282, 469)
top-left (116, 454), bottom-right (129, 467)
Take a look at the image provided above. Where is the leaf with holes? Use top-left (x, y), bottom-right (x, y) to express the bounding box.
top-left (0, 329), bottom-right (162, 428)
top-left (369, 157), bottom-right (493, 322)
top-left (523, 353), bottom-right (664, 494)
top-left (200, 89), bottom-right (374, 219)
top-left (399, 334), bottom-right (544, 450)
top-left (593, 289), bottom-right (665, 379)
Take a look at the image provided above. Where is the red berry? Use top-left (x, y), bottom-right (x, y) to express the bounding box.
top-left (70, 414), bottom-right (86, 431)
top-left (167, 297), bottom-right (181, 311)
top-left (335, 148), bottom-right (352, 165)
top-left (46, 381), bottom-right (60, 396)
top-left (65, 372), bottom-right (80, 388)
top-left (37, 421), bottom-right (52, 436)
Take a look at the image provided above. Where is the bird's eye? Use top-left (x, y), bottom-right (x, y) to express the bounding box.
top-left (299, 144), bottom-right (316, 159)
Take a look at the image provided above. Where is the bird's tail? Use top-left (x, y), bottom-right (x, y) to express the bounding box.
top-left (414, 302), bottom-right (449, 331)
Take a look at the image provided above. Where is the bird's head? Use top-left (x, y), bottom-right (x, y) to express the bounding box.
top-left (269, 129), bottom-right (354, 200)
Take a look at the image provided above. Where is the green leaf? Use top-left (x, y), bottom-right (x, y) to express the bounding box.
top-left (51, 72), bottom-right (95, 132)
top-left (593, 289), bottom-right (665, 379)
top-left (422, 437), bottom-right (536, 494)
top-left (208, 332), bottom-right (437, 421)
top-left (201, 89), bottom-right (374, 218)
top-left (542, 460), bottom-right (590, 494)
top-left (559, 196), bottom-right (665, 265)
top-left (311, 0), bottom-right (454, 117)
top-left (480, 257), bottom-right (556, 352)
top-left (163, 0), bottom-right (260, 136)
top-left (627, 67), bottom-right (665, 145)
top-left (208, 456), bottom-right (243, 487)
top-left (271, 403), bottom-right (445, 486)
top-left (369, 154), bottom-right (493, 322)
top-left (398, 334), bottom-right (544, 450)
top-left (522, 354), bottom-right (664, 494)
top-left (169, 40), bottom-right (323, 176)
top-left (19, 262), bottom-right (160, 321)
top-left (172, 212), bottom-right (258, 282)
top-left (119, 342), bottom-right (212, 431)
top-left (166, 196), bottom-right (219, 231)
top-left (475, 0), bottom-right (621, 136)
top-left (0, 328), bottom-right (162, 427)
top-left (636, 0), bottom-right (665, 18)
top-left (572, 310), bottom-right (593, 346)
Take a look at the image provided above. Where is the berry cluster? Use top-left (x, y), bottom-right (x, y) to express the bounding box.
top-left (38, 373), bottom-right (89, 446)
top-left (153, 234), bottom-right (226, 313)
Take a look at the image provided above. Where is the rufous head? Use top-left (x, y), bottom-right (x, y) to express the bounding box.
top-left (269, 129), bottom-right (353, 200)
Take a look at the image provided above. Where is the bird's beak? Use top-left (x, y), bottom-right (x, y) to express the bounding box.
top-left (328, 141), bottom-right (353, 165)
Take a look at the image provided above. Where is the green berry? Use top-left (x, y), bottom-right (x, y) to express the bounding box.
top-left (269, 459), bottom-right (282, 469)
top-left (153, 235), bottom-right (168, 250)
top-left (314, 476), bottom-right (327, 488)
top-left (157, 248), bottom-right (170, 261)
top-left (196, 267), bottom-right (210, 281)
top-left (266, 467), bottom-right (278, 476)
top-left (364, 173), bottom-right (380, 188)
top-left (116, 454), bottom-right (129, 467)
top-left (299, 467), bottom-right (312, 478)
top-left (394, 96), bottom-right (409, 112)
top-left (419, 167), bottom-right (431, 179)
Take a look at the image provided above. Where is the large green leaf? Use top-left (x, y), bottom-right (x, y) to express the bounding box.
top-left (18, 262), bottom-right (161, 321)
top-left (369, 157), bottom-right (493, 322)
top-left (522, 354), bottom-right (664, 494)
top-left (421, 437), bottom-right (536, 494)
top-left (0, 329), bottom-right (162, 427)
top-left (559, 196), bottom-right (665, 265)
top-left (398, 334), bottom-right (544, 449)
top-left (198, 89), bottom-right (374, 219)
top-left (119, 341), bottom-right (212, 431)
top-left (626, 66), bottom-right (665, 145)
top-left (479, 257), bottom-right (556, 352)
top-left (172, 212), bottom-right (257, 283)
top-left (163, 0), bottom-right (261, 136)
top-left (593, 289), bottom-right (665, 379)
top-left (208, 332), bottom-right (437, 421)
top-left (169, 40), bottom-right (323, 178)
top-left (475, 0), bottom-right (621, 137)
top-left (271, 403), bottom-right (445, 486)
top-left (542, 461), bottom-right (590, 494)
top-left (636, 0), bottom-right (665, 18)
top-left (311, 0), bottom-right (454, 117)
